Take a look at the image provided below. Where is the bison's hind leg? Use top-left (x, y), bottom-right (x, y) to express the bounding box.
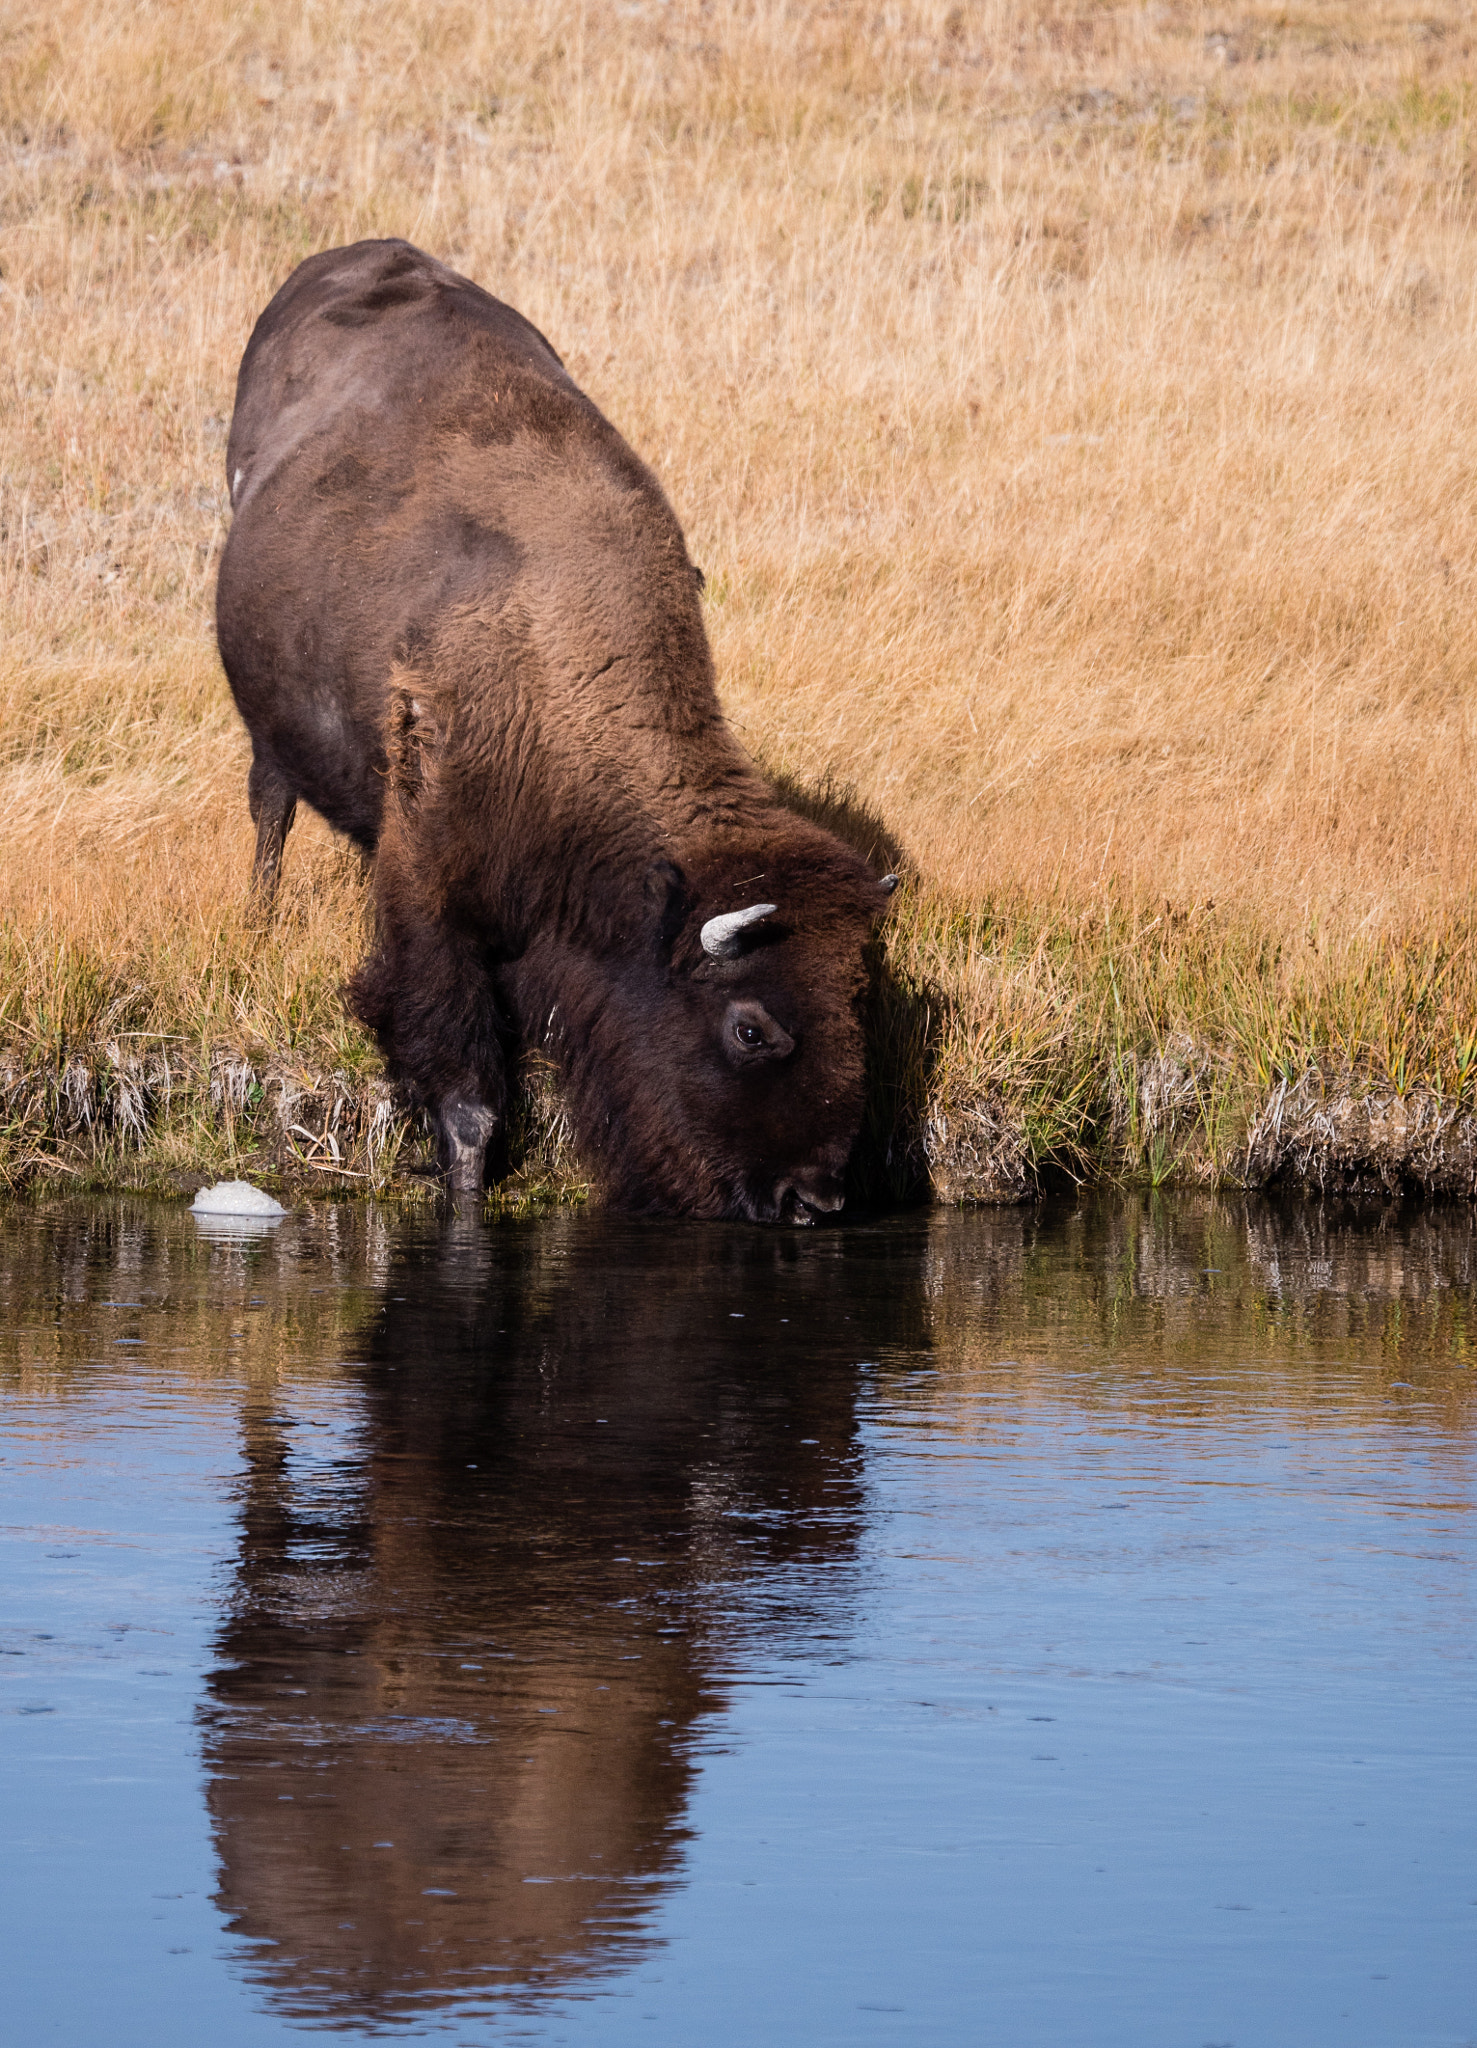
top-left (247, 753), bottom-right (299, 914)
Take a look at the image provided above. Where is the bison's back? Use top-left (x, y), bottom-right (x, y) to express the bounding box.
top-left (215, 240), bottom-right (615, 846)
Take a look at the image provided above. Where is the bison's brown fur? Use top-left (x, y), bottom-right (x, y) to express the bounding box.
top-left (216, 239), bottom-right (893, 1218)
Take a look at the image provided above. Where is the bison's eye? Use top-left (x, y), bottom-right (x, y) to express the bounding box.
top-left (722, 999), bottom-right (795, 1067)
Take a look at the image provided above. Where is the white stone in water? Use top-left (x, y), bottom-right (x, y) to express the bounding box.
top-left (190, 1180), bottom-right (287, 1219)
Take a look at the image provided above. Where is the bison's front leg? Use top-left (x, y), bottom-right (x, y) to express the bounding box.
top-left (436, 1096), bottom-right (499, 1198)
top-left (349, 913), bottom-right (508, 1204)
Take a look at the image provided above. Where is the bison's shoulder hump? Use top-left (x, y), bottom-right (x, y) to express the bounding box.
top-left (240, 240), bottom-right (568, 399)
top-left (227, 241), bottom-right (583, 508)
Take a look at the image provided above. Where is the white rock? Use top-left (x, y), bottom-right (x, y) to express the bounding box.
top-left (190, 1180), bottom-right (287, 1219)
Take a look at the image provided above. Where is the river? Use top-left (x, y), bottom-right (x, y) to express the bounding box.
top-left (2, 1194), bottom-right (1473, 2045)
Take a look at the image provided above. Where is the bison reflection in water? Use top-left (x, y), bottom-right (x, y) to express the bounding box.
top-left (216, 238), bottom-right (898, 1218)
top-left (201, 1215), bottom-right (926, 2028)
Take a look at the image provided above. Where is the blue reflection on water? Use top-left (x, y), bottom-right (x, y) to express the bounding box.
top-left (1, 1195), bottom-right (1473, 2046)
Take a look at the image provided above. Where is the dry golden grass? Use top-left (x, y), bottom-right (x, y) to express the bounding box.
top-left (2, 0), bottom-right (1476, 1195)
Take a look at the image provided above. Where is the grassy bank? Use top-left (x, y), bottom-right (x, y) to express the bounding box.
top-left (3, 0), bottom-right (1476, 1204)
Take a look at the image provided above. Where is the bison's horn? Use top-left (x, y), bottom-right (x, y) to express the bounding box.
top-left (699, 903), bottom-right (777, 958)
top-left (880, 873), bottom-right (900, 894)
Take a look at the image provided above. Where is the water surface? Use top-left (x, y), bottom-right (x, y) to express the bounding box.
top-left (2, 1194), bottom-right (1474, 2044)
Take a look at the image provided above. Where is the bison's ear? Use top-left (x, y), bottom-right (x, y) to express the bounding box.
top-left (643, 858), bottom-right (688, 954)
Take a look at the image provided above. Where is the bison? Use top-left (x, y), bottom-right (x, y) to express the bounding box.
top-left (216, 238), bottom-right (896, 1219)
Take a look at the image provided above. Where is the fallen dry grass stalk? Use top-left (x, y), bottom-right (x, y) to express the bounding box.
top-left (2, 0), bottom-right (1476, 1198)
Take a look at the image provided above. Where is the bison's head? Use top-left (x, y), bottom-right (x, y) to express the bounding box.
top-left (536, 833), bottom-right (898, 1222)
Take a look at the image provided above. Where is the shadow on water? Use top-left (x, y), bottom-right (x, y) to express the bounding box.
top-left (199, 1210), bottom-right (934, 2030)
